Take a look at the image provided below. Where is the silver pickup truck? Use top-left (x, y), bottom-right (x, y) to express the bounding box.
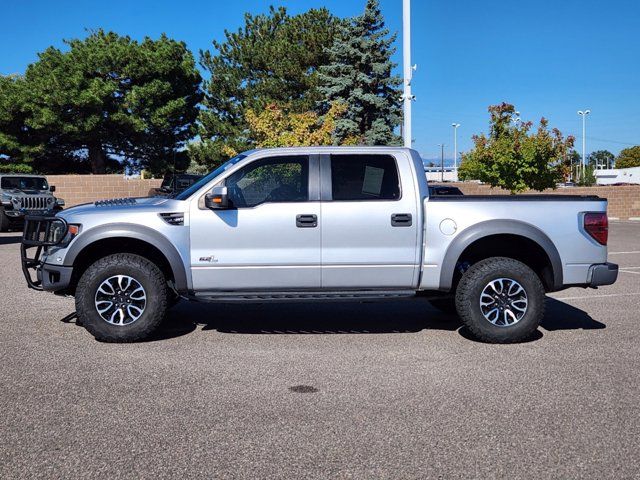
top-left (20, 147), bottom-right (618, 343)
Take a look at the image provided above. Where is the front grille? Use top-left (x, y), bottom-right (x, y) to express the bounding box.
top-left (159, 212), bottom-right (184, 226)
top-left (19, 196), bottom-right (50, 210)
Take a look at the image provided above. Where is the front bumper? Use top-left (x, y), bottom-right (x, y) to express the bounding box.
top-left (37, 263), bottom-right (73, 291)
top-left (20, 215), bottom-right (70, 291)
top-left (589, 262), bottom-right (618, 287)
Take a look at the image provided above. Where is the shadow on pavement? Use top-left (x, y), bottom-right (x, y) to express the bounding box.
top-left (541, 297), bottom-right (606, 331)
top-left (57, 296), bottom-right (605, 343)
top-left (0, 234), bottom-right (21, 245)
top-left (154, 298), bottom-right (460, 340)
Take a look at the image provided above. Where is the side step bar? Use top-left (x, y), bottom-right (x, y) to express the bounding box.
top-left (189, 290), bottom-right (418, 303)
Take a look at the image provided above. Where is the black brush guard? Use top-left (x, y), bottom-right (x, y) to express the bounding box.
top-left (21, 215), bottom-right (68, 290)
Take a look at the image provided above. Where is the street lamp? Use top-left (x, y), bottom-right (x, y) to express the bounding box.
top-left (578, 109), bottom-right (591, 180)
top-left (451, 123), bottom-right (460, 171)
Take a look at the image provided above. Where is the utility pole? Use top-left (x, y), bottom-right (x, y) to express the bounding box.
top-left (577, 109), bottom-right (591, 181)
top-left (437, 144), bottom-right (446, 182)
top-left (451, 123), bottom-right (460, 170)
top-left (402, 0), bottom-right (415, 148)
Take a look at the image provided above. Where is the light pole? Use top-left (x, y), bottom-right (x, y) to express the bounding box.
top-left (402, 0), bottom-right (415, 148)
top-left (578, 109), bottom-right (591, 180)
top-left (451, 123), bottom-right (460, 171)
top-left (437, 144), bottom-right (446, 182)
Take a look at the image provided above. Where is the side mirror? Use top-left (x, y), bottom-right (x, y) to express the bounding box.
top-left (205, 186), bottom-right (229, 209)
top-left (49, 185), bottom-right (56, 192)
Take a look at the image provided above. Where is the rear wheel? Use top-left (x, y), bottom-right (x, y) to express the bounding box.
top-left (455, 257), bottom-right (544, 343)
top-left (75, 253), bottom-right (168, 342)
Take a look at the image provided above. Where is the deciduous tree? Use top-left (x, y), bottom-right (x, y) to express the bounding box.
top-left (615, 146), bottom-right (640, 169)
top-left (245, 102), bottom-right (356, 149)
top-left (458, 103), bottom-right (574, 193)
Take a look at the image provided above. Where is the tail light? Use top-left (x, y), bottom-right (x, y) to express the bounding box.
top-left (584, 212), bottom-right (608, 245)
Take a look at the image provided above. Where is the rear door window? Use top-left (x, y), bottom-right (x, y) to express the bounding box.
top-left (330, 155), bottom-right (400, 201)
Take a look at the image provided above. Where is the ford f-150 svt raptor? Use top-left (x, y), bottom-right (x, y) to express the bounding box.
top-left (20, 147), bottom-right (618, 343)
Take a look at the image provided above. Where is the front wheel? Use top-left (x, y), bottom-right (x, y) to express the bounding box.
top-left (455, 257), bottom-right (545, 343)
top-left (75, 253), bottom-right (169, 342)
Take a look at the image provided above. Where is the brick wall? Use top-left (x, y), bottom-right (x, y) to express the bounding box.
top-left (434, 183), bottom-right (640, 220)
top-left (44, 174), bottom-right (640, 220)
top-left (47, 175), bottom-right (162, 207)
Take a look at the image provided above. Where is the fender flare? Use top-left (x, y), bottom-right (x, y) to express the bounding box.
top-left (439, 219), bottom-right (563, 291)
top-left (64, 223), bottom-right (189, 292)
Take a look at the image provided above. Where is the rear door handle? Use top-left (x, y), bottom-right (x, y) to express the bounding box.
top-left (296, 214), bottom-right (318, 228)
top-left (391, 213), bottom-right (412, 227)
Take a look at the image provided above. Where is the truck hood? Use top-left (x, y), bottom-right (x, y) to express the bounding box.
top-left (57, 196), bottom-right (186, 221)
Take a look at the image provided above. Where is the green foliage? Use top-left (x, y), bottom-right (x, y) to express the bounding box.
top-left (0, 30), bottom-right (202, 174)
top-left (458, 103), bottom-right (574, 193)
top-left (318, 0), bottom-right (401, 145)
top-left (616, 146), bottom-right (640, 169)
top-left (0, 162), bottom-right (34, 174)
top-left (587, 150), bottom-right (614, 169)
top-left (194, 6), bottom-right (341, 168)
top-left (577, 164), bottom-right (597, 186)
top-left (245, 102), bottom-right (356, 148)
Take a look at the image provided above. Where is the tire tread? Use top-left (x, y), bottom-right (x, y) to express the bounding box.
top-left (76, 253), bottom-right (168, 342)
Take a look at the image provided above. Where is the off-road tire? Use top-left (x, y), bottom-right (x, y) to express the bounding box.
top-left (429, 298), bottom-right (458, 316)
top-left (0, 208), bottom-right (10, 232)
top-left (76, 253), bottom-right (168, 342)
top-left (455, 257), bottom-right (545, 343)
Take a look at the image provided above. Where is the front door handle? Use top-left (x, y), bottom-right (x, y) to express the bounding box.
top-left (296, 214), bottom-right (318, 228)
top-left (391, 213), bottom-right (412, 227)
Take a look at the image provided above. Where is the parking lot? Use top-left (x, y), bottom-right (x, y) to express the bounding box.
top-left (1, 222), bottom-right (639, 479)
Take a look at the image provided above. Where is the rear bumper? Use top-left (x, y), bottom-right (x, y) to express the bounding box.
top-left (589, 262), bottom-right (618, 287)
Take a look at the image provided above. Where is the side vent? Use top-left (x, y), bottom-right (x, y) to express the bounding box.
top-left (159, 212), bottom-right (184, 226)
top-left (95, 198), bottom-right (137, 207)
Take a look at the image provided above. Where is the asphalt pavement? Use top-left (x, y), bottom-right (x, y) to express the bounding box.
top-left (1, 222), bottom-right (639, 479)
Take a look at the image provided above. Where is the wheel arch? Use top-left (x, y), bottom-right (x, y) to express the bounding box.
top-left (440, 220), bottom-right (563, 292)
top-left (64, 224), bottom-right (189, 293)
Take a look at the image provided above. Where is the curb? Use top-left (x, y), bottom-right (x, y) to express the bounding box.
top-left (630, 217), bottom-right (640, 221)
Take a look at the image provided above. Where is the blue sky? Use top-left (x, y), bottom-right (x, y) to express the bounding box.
top-left (1, 0), bottom-right (638, 163)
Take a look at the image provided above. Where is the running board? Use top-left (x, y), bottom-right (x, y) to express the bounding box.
top-left (189, 290), bottom-right (418, 303)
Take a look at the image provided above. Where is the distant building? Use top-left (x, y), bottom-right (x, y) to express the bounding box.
top-left (595, 166), bottom-right (640, 185)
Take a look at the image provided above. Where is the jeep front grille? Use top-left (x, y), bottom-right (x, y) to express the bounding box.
top-left (19, 196), bottom-right (50, 210)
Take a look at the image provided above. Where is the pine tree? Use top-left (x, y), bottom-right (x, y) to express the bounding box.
top-left (194, 7), bottom-right (341, 168)
top-left (318, 0), bottom-right (402, 145)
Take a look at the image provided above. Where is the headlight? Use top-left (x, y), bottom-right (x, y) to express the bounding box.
top-left (46, 222), bottom-right (81, 245)
top-left (46, 221), bottom-right (68, 244)
top-left (56, 198), bottom-right (65, 206)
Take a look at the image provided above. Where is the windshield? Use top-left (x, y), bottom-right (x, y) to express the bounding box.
top-left (174, 154), bottom-right (247, 200)
top-left (1, 176), bottom-right (49, 191)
